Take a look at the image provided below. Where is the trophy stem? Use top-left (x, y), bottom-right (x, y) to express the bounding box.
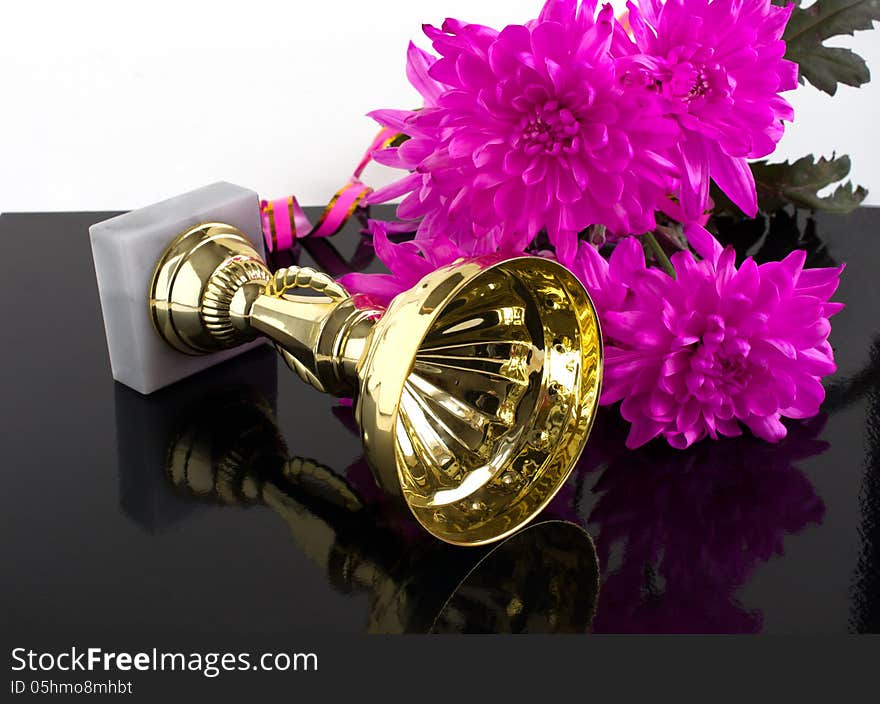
top-left (149, 223), bottom-right (380, 397)
top-left (249, 282), bottom-right (378, 397)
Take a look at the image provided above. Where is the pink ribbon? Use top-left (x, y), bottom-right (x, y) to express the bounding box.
top-left (261, 126), bottom-right (399, 252)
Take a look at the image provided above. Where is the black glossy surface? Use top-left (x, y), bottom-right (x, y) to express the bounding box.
top-left (1, 206), bottom-right (878, 635)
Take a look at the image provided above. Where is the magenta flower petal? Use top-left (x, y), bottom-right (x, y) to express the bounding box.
top-left (366, 109), bottom-right (416, 132)
top-left (707, 142), bottom-right (758, 217)
top-left (365, 173), bottom-right (423, 205)
top-left (625, 414), bottom-right (666, 449)
top-left (683, 222), bottom-right (722, 264)
top-left (405, 41), bottom-right (445, 106)
top-left (338, 273), bottom-right (407, 307)
top-left (677, 135), bottom-right (711, 221)
top-left (340, 219), bottom-right (521, 308)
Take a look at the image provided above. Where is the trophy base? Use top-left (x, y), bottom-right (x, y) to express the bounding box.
top-left (149, 222), bottom-right (269, 355)
top-left (89, 181), bottom-right (266, 394)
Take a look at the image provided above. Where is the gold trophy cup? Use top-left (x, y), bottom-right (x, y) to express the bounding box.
top-left (149, 222), bottom-right (602, 545)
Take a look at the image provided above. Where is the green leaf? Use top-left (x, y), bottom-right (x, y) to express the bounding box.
top-left (710, 154), bottom-right (868, 215)
top-left (780, 0), bottom-right (880, 94)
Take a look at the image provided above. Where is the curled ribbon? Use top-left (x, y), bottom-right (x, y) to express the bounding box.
top-left (260, 127), bottom-right (399, 253)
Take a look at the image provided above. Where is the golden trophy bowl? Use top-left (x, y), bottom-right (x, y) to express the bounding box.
top-left (149, 222), bottom-right (602, 546)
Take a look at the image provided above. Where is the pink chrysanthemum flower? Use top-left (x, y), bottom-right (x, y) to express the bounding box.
top-left (570, 227), bottom-right (843, 448)
top-left (367, 1), bottom-right (679, 263)
top-left (622, 0), bottom-right (798, 220)
top-left (339, 220), bottom-right (507, 307)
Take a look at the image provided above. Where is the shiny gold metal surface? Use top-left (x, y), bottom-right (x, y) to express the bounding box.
top-left (149, 222), bottom-right (603, 545)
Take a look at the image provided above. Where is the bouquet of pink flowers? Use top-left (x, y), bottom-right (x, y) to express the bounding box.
top-left (276, 0), bottom-right (879, 450)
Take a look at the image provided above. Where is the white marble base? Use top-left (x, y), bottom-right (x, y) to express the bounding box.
top-left (90, 182), bottom-right (266, 395)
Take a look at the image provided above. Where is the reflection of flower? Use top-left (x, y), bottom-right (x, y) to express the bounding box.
top-left (570, 227), bottom-right (844, 448)
top-left (367, 1), bottom-right (678, 263)
top-left (622, 0), bottom-right (798, 219)
top-left (580, 411), bottom-right (827, 633)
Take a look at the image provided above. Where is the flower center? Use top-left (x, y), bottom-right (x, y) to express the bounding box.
top-left (685, 316), bottom-right (753, 398)
top-left (515, 100), bottom-right (580, 155)
top-left (666, 62), bottom-right (711, 103)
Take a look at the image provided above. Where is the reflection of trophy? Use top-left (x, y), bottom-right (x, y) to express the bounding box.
top-left (113, 345), bottom-right (279, 531)
top-left (164, 388), bottom-right (600, 634)
top-left (148, 222), bottom-right (602, 545)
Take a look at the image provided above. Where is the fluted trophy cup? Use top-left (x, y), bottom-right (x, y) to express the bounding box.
top-left (148, 222), bottom-right (602, 545)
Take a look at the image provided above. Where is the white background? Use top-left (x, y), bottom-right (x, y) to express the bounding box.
top-left (1, 0), bottom-right (877, 212)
